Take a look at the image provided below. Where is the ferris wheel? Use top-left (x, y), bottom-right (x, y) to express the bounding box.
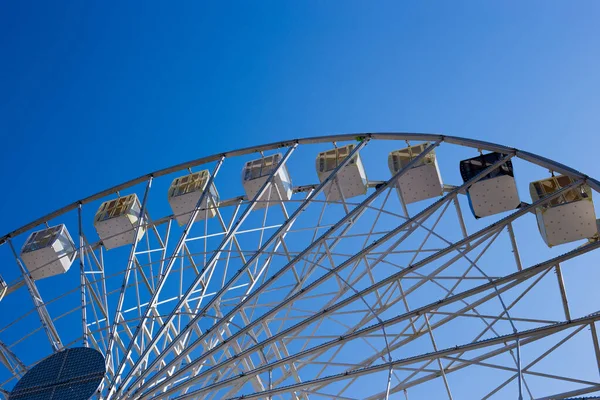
top-left (1, 133), bottom-right (600, 400)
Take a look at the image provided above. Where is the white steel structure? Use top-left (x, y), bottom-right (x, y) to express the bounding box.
top-left (242, 153), bottom-right (293, 210)
top-left (1, 133), bottom-right (600, 400)
top-left (94, 195), bottom-right (146, 250)
top-left (168, 170), bottom-right (220, 225)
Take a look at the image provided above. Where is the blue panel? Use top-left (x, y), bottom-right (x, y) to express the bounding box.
top-left (9, 347), bottom-right (105, 400)
top-left (466, 192), bottom-right (480, 219)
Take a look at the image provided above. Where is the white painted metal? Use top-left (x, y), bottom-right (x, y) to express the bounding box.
top-left (20, 224), bottom-right (76, 280)
top-left (94, 194), bottom-right (146, 249)
top-left (1, 134), bottom-right (600, 400)
top-left (460, 152), bottom-right (521, 218)
top-left (9, 238), bottom-right (64, 352)
top-left (168, 169), bottom-right (220, 225)
top-left (468, 174), bottom-right (520, 217)
top-left (316, 143), bottom-right (368, 201)
top-left (242, 153), bottom-right (293, 209)
top-left (537, 200), bottom-right (597, 246)
top-left (388, 142), bottom-right (443, 204)
top-left (0, 277), bottom-right (6, 303)
top-left (530, 175), bottom-right (598, 246)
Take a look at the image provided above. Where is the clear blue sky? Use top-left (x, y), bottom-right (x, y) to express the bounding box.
top-left (0, 1), bottom-right (599, 234)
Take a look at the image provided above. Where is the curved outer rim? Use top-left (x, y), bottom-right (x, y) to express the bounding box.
top-left (1, 132), bottom-right (598, 245)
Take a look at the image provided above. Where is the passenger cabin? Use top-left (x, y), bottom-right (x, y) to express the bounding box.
top-left (460, 152), bottom-right (520, 218)
top-left (168, 170), bottom-right (220, 226)
top-left (20, 224), bottom-right (76, 281)
top-left (94, 194), bottom-right (145, 250)
top-left (316, 144), bottom-right (368, 201)
top-left (242, 153), bottom-right (293, 209)
top-left (530, 175), bottom-right (597, 247)
top-left (388, 142), bottom-right (443, 204)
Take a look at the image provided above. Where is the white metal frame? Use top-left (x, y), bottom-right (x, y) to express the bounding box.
top-left (0, 133), bottom-right (599, 400)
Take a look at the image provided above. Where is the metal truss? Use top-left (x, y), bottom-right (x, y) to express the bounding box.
top-left (1, 133), bottom-right (600, 400)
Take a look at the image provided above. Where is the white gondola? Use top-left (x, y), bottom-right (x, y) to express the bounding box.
top-left (20, 224), bottom-right (76, 281)
top-left (168, 170), bottom-right (220, 226)
top-left (94, 194), bottom-right (145, 250)
top-left (530, 175), bottom-right (598, 247)
top-left (460, 152), bottom-right (520, 218)
top-left (242, 153), bottom-right (292, 209)
top-left (388, 142), bottom-right (443, 204)
top-left (316, 144), bottom-right (368, 201)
